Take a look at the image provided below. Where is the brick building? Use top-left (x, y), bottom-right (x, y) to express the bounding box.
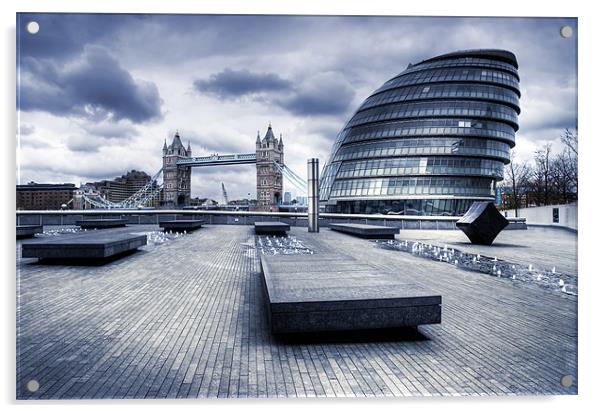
top-left (16, 182), bottom-right (76, 210)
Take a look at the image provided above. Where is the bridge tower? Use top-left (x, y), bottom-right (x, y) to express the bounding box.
top-left (162, 132), bottom-right (192, 208)
top-left (255, 124), bottom-right (284, 211)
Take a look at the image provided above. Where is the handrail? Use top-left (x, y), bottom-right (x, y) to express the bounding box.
top-left (15, 208), bottom-right (527, 223)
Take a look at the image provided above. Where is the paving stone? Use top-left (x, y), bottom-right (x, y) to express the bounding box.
top-left (16, 225), bottom-right (577, 398)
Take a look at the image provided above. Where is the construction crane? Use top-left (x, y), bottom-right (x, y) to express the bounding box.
top-left (221, 182), bottom-right (229, 205)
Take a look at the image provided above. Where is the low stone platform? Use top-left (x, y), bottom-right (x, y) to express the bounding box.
top-left (159, 219), bottom-right (204, 232)
top-left (16, 225), bottom-right (43, 239)
top-left (21, 232), bottom-right (147, 262)
top-left (329, 223), bottom-right (400, 239)
top-left (254, 221), bottom-right (290, 235)
top-left (261, 254), bottom-right (441, 334)
top-left (76, 219), bottom-right (128, 229)
top-left (507, 217), bottom-right (527, 230)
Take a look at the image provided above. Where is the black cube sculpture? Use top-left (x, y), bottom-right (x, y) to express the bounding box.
top-left (456, 202), bottom-right (509, 245)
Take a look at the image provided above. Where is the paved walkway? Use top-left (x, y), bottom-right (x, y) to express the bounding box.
top-left (16, 225), bottom-right (577, 398)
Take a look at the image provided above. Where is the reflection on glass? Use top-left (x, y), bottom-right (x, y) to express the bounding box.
top-left (319, 49), bottom-right (520, 216)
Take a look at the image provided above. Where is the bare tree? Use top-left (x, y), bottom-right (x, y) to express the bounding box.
top-left (550, 154), bottom-right (570, 204)
top-left (532, 143), bottom-right (553, 206)
top-left (562, 129), bottom-right (578, 194)
top-left (561, 128), bottom-right (578, 156)
top-left (504, 150), bottom-right (531, 216)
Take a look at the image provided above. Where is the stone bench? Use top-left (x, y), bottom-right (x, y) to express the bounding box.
top-left (21, 232), bottom-right (147, 263)
top-left (16, 225), bottom-right (43, 239)
top-left (506, 217), bottom-right (528, 230)
top-left (76, 219), bottom-right (128, 229)
top-left (159, 219), bottom-right (204, 232)
top-left (261, 254), bottom-right (441, 334)
top-left (254, 222), bottom-right (290, 236)
top-left (329, 223), bottom-right (400, 239)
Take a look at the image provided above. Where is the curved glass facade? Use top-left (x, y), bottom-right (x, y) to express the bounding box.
top-left (320, 49), bottom-right (520, 215)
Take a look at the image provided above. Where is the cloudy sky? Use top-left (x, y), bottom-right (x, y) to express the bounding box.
top-left (16, 14), bottom-right (577, 201)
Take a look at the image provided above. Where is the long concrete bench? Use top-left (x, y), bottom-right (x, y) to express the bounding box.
top-left (159, 219), bottom-right (204, 232)
top-left (254, 222), bottom-right (290, 235)
top-left (76, 219), bottom-right (128, 229)
top-left (21, 232), bottom-right (147, 262)
top-left (16, 225), bottom-right (43, 239)
top-left (329, 223), bottom-right (399, 239)
top-left (260, 254), bottom-right (441, 334)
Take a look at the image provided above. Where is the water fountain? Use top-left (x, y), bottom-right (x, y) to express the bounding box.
top-left (375, 239), bottom-right (577, 296)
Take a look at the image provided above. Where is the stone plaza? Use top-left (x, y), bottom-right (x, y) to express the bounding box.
top-left (16, 224), bottom-right (577, 398)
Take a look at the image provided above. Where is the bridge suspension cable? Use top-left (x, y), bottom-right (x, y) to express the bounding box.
top-left (273, 161), bottom-right (307, 195)
top-left (81, 168), bottom-right (163, 209)
top-left (119, 168), bottom-right (164, 209)
top-left (81, 193), bottom-right (118, 209)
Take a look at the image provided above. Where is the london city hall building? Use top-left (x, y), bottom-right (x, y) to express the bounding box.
top-left (320, 49), bottom-right (520, 215)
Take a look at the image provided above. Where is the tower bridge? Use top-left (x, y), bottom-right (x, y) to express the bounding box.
top-left (80, 124), bottom-right (304, 210)
top-left (161, 124), bottom-right (295, 211)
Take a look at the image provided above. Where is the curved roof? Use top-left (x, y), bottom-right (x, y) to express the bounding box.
top-left (415, 49), bottom-right (519, 69)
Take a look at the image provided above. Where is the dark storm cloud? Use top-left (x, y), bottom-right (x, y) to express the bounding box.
top-left (193, 69), bottom-right (292, 98)
top-left (276, 72), bottom-right (356, 116)
top-left (194, 69), bottom-right (355, 117)
top-left (17, 13), bottom-right (138, 59)
top-left (19, 46), bottom-right (163, 123)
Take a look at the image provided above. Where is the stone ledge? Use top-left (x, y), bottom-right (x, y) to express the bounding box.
top-left (254, 222), bottom-right (290, 235)
top-left (76, 219), bottom-right (128, 229)
top-left (16, 225), bottom-right (43, 239)
top-left (159, 219), bottom-right (204, 232)
top-left (329, 223), bottom-right (400, 239)
top-left (261, 255), bottom-right (441, 334)
top-left (21, 233), bottom-right (147, 261)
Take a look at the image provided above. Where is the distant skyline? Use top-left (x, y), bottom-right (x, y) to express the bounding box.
top-left (17, 14), bottom-right (577, 201)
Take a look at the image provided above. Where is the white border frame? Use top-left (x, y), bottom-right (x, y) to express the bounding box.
top-left (3, 1), bottom-right (599, 412)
